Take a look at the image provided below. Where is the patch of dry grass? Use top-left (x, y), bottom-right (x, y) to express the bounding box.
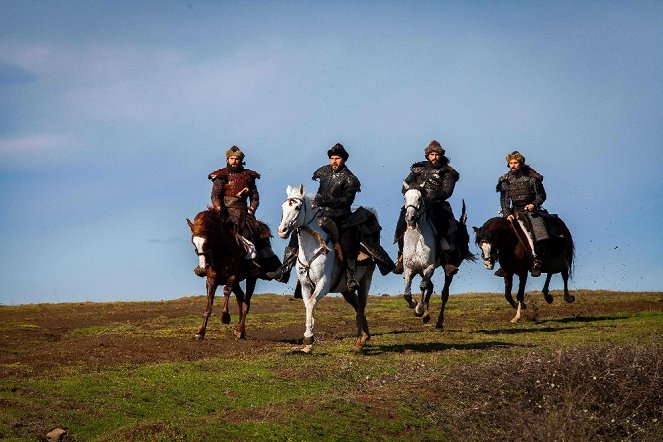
top-left (438, 342), bottom-right (663, 441)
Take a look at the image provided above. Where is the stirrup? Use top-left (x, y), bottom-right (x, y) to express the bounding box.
top-left (530, 259), bottom-right (542, 277)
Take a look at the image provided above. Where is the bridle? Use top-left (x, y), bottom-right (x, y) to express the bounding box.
top-left (283, 195), bottom-right (330, 287)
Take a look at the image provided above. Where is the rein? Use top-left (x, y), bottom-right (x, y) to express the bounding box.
top-left (509, 219), bottom-right (533, 257)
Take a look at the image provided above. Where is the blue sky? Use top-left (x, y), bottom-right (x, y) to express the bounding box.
top-left (1, 0), bottom-right (662, 305)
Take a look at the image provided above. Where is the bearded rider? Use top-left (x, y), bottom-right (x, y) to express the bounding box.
top-left (392, 140), bottom-right (460, 276)
top-left (497, 150), bottom-right (548, 277)
top-left (267, 143), bottom-right (362, 291)
top-left (193, 145), bottom-right (280, 278)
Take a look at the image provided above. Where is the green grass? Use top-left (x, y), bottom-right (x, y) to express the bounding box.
top-left (1, 291), bottom-right (661, 441)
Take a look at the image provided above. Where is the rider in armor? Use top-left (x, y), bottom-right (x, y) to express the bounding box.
top-left (392, 140), bottom-right (460, 276)
top-left (267, 143), bottom-right (363, 291)
top-left (497, 150), bottom-right (548, 277)
top-left (193, 145), bottom-right (280, 278)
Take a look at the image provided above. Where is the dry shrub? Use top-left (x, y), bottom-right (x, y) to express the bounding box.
top-left (440, 343), bottom-right (663, 441)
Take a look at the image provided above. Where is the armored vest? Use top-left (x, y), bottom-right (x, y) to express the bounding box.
top-left (312, 165), bottom-right (361, 218)
top-left (209, 167), bottom-right (260, 209)
top-left (404, 161), bottom-right (459, 202)
top-left (497, 166), bottom-right (546, 214)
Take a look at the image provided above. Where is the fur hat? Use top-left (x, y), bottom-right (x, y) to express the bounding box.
top-left (506, 150), bottom-right (525, 165)
top-left (226, 145), bottom-right (245, 160)
top-left (424, 140), bottom-right (445, 157)
top-left (327, 143), bottom-right (349, 161)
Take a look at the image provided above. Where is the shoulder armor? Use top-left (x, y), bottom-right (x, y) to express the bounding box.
top-left (525, 167), bottom-right (543, 181)
top-left (244, 169), bottom-right (261, 180)
top-left (496, 172), bottom-right (509, 192)
top-left (311, 165), bottom-right (328, 181)
top-left (442, 165), bottom-right (460, 181)
top-left (410, 161), bottom-right (428, 172)
top-left (208, 168), bottom-right (227, 181)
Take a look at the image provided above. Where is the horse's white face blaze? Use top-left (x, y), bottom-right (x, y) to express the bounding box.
top-left (193, 236), bottom-right (207, 268)
top-left (404, 189), bottom-right (423, 229)
top-left (480, 241), bottom-right (494, 269)
top-left (278, 189), bottom-right (304, 238)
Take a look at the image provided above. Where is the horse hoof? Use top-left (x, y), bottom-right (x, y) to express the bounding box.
top-left (234, 330), bottom-right (246, 339)
top-left (510, 317), bottom-right (519, 323)
top-left (301, 345), bottom-right (313, 354)
top-left (353, 344), bottom-right (364, 354)
top-left (564, 295), bottom-right (576, 303)
top-left (221, 313), bottom-right (231, 325)
top-left (508, 301), bottom-right (518, 309)
top-left (434, 322), bottom-right (444, 330)
top-left (404, 295), bottom-right (416, 309)
top-left (422, 313), bottom-right (431, 324)
top-left (194, 333), bottom-right (205, 340)
top-left (543, 293), bottom-right (554, 304)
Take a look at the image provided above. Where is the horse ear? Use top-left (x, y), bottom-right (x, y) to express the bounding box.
top-left (187, 218), bottom-right (194, 230)
top-left (298, 184), bottom-right (304, 195)
top-left (286, 185), bottom-right (292, 195)
top-left (472, 226), bottom-right (480, 234)
top-left (460, 200), bottom-right (468, 224)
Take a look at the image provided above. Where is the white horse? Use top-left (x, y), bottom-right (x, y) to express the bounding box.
top-left (276, 185), bottom-right (374, 354)
top-left (401, 184), bottom-right (470, 329)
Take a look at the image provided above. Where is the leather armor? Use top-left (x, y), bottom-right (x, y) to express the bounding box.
top-left (312, 164), bottom-right (361, 218)
top-left (404, 161), bottom-right (459, 202)
top-left (497, 166), bottom-right (545, 215)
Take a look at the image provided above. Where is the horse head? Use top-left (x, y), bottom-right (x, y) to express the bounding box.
top-left (403, 185), bottom-right (426, 230)
top-left (277, 184), bottom-right (312, 239)
top-left (473, 218), bottom-right (502, 270)
top-left (187, 210), bottom-right (225, 271)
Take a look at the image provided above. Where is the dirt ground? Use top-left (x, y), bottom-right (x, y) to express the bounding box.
top-left (2, 291), bottom-right (661, 380)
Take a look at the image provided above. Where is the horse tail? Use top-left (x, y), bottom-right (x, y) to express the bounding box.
top-left (561, 220), bottom-right (575, 279)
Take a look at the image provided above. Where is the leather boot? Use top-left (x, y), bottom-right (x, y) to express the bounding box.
top-left (346, 259), bottom-right (360, 291)
top-left (266, 247), bottom-right (297, 283)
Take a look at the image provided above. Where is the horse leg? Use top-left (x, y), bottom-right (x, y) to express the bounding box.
top-left (542, 273), bottom-right (554, 304)
top-left (416, 265), bottom-right (435, 319)
top-left (511, 273), bottom-right (528, 323)
top-left (233, 279), bottom-right (253, 340)
top-left (418, 277), bottom-right (434, 324)
top-left (301, 282), bottom-right (325, 354)
top-left (195, 277), bottom-right (217, 340)
top-left (435, 274), bottom-right (452, 330)
top-left (220, 282), bottom-right (232, 325)
top-left (353, 271), bottom-right (372, 353)
top-left (504, 273), bottom-right (517, 309)
top-left (562, 268), bottom-right (575, 303)
top-left (403, 269), bottom-right (417, 309)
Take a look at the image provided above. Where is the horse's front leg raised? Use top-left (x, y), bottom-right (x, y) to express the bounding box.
top-left (417, 264), bottom-right (435, 323)
top-left (511, 273), bottom-right (528, 323)
top-left (195, 276), bottom-right (218, 340)
top-left (220, 283), bottom-right (233, 325)
top-left (435, 274), bottom-right (452, 330)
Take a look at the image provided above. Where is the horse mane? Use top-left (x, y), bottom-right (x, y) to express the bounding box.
top-left (192, 209), bottom-right (227, 237)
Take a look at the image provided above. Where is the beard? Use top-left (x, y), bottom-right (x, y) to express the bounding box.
top-left (227, 163), bottom-right (243, 172)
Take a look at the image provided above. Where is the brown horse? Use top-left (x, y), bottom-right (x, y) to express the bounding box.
top-left (473, 216), bottom-right (575, 322)
top-left (187, 209), bottom-right (258, 339)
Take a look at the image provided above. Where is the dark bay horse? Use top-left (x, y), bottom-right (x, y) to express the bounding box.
top-left (473, 216), bottom-right (575, 322)
top-left (187, 209), bottom-right (258, 339)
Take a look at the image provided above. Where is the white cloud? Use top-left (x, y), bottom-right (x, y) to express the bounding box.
top-left (0, 133), bottom-right (75, 154)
